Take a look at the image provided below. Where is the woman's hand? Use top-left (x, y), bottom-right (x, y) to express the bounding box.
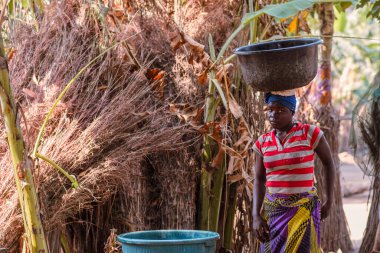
top-left (252, 215), bottom-right (270, 242)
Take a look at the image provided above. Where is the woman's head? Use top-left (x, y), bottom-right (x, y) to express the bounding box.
top-left (264, 93), bottom-right (296, 130)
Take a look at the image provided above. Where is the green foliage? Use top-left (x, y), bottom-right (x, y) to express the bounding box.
top-left (212, 79), bottom-right (228, 110)
top-left (243, 0), bottom-right (355, 23)
top-left (335, 8), bottom-right (348, 32)
top-left (243, 0), bottom-right (313, 21)
top-left (357, 0), bottom-right (380, 21)
top-left (219, 0), bottom-right (355, 61)
top-left (373, 87), bottom-right (380, 99)
top-left (330, 3), bottom-right (380, 111)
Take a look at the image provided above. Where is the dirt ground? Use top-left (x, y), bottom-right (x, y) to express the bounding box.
top-left (340, 152), bottom-right (372, 253)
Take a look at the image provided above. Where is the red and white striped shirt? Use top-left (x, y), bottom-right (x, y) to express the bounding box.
top-left (253, 123), bottom-right (323, 194)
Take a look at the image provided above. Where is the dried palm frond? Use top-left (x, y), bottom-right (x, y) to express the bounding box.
top-left (350, 71), bottom-right (380, 253)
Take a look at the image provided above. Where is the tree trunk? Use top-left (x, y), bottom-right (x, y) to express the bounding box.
top-left (302, 3), bottom-right (353, 252)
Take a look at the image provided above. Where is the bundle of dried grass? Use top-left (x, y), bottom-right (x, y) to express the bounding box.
top-left (0, 1), bottom-right (201, 252)
top-left (0, 0), bottom-right (244, 251)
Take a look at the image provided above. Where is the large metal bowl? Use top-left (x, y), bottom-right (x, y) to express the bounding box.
top-left (233, 38), bottom-right (323, 92)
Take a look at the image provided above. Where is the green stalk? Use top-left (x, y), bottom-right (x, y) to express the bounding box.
top-left (223, 1), bottom-right (261, 246)
top-left (200, 138), bottom-right (212, 230)
top-left (252, 1), bottom-right (259, 42)
top-left (217, 24), bottom-right (246, 63)
top-left (209, 65), bottom-right (230, 232)
top-left (0, 31), bottom-right (48, 252)
top-left (209, 155), bottom-right (226, 232)
top-left (204, 35), bottom-right (217, 122)
top-left (223, 182), bottom-right (238, 250)
top-left (199, 34), bottom-right (218, 230)
top-left (36, 153), bottom-right (78, 188)
top-left (248, 0), bottom-right (254, 43)
top-left (249, 0), bottom-right (259, 44)
top-left (60, 232), bottom-right (71, 253)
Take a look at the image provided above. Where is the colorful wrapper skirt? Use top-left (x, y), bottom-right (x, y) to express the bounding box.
top-left (261, 189), bottom-right (321, 253)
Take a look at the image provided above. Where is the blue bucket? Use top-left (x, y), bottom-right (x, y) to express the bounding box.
top-left (117, 230), bottom-right (220, 253)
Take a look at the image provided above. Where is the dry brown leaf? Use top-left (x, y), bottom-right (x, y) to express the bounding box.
top-left (223, 143), bottom-right (243, 161)
top-left (227, 157), bottom-right (235, 175)
top-left (288, 15), bottom-right (299, 34)
top-left (237, 183), bottom-right (244, 195)
top-left (146, 68), bottom-right (166, 98)
top-left (320, 91), bottom-right (331, 106)
top-left (216, 63), bottom-right (234, 82)
top-left (211, 148), bottom-right (225, 168)
top-left (242, 169), bottom-right (252, 183)
top-left (198, 70), bottom-right (208, 85)
top-left (170, 31), bottom-right (210, 66)
top-left (146, 68), bottom-right (165, 81)
top-left (238, 118), bottom-right (251, 136)
top-left (22, 88), bottom-right (38, 98)
top-left (233, 135), bottom-right (251, 150)
top-left (169, 103), bottom-right (203, 123)
top-left (245, 184), bottom-right (253, 202)
top-left (7, 48), bottom-right (15, 62)
top-left (196, 121), bottom-right (219, 135)
top-left (227, 174), bottom-right (243, 184)
top-left (228, 95), bottom-right (243, 119)
top-left (183, 33), bottom-right (205, 56)
top-left (170, 33), bottom-right (185, 52)
top-left (299, 10), bottom-right (311, 33)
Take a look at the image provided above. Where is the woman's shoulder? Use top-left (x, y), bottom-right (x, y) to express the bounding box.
top-left (297, 122), bottom-right (321, 132)
top-left (255, 131), bottom-right (273, 144)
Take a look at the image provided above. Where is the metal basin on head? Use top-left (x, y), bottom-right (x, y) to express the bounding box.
top-left (233, 38), bottom-right (323, 92)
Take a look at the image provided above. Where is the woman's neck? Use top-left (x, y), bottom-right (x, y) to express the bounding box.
top-left (275, 122), bottom-right (295, 135)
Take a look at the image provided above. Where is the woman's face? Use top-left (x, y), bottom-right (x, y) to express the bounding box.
top-left (266, 102), bottom-right (294, 130)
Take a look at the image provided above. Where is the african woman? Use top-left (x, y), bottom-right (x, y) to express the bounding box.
top-left (252, 92), bottom-right (335, 253)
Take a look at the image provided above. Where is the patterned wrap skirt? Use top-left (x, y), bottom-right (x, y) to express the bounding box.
top-left (261, 189), bottom-right (321, 253)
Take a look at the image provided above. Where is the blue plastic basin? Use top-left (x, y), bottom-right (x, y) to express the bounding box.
top-left (117, 230), bottom-right (220, 253)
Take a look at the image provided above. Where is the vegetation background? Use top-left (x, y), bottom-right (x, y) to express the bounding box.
top-left (0, 0), bottom-right (378, 252)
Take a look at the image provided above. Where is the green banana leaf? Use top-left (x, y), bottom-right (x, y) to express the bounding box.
top-left (218, 0), bottom-right (356, 61)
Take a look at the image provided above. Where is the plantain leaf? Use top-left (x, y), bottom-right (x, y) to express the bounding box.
top-left (288, 15), bottom-right (299, 34)
top-left (242, 1), bottom-right (308, 23)
top-left (243, 0), bottom-right (355, 23)
top-left (219, 0), bottom-right (354, 61)
top-left (212, 79), bottom-right (228, 110)
top-left (373, 87), bottom-right (380, 99)
top-left (334, 6), bottom-right (348, 32)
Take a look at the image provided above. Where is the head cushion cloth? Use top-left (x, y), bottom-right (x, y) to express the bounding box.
top-left (264, 92), bottom-right (296, 113)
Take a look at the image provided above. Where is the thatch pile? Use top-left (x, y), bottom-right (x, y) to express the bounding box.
top-left (0, 0), bottom-right (243, 252)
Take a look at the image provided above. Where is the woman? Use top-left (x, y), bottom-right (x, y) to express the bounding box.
top-left (252, 93), bottom-right (335, 253)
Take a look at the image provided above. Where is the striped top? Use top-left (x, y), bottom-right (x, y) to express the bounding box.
top-left (253, 122), bottom-right (324, 194)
